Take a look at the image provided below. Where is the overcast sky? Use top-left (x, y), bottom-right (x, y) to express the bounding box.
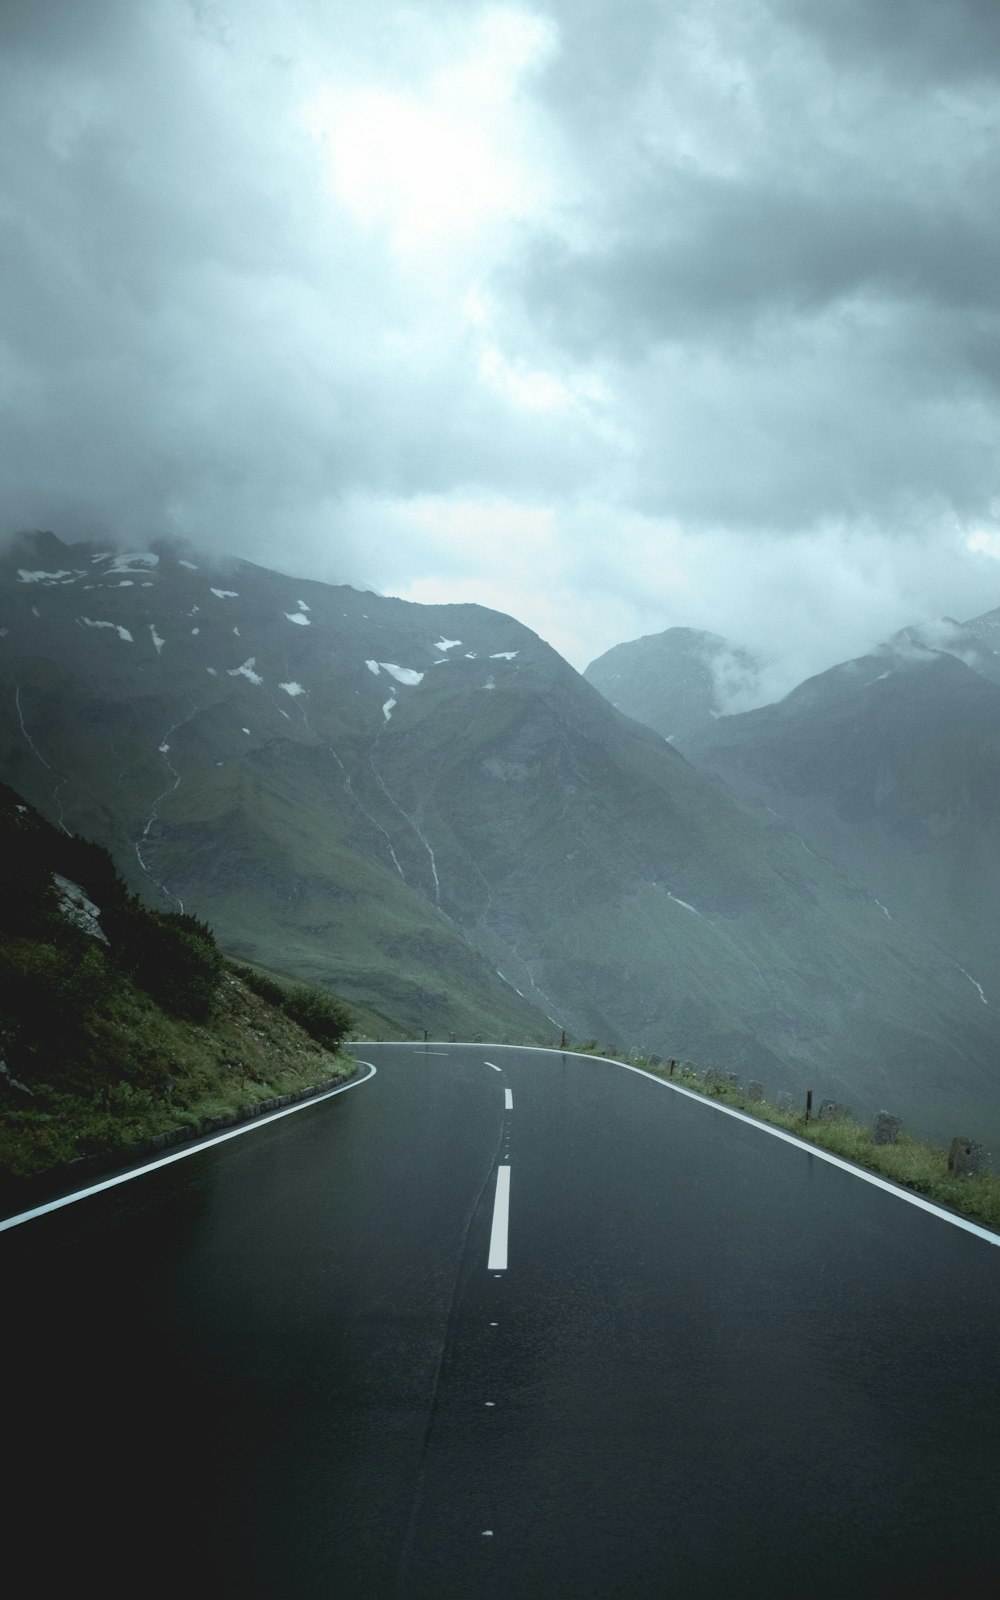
top-left (3, 0), bottom-right (1000, 697)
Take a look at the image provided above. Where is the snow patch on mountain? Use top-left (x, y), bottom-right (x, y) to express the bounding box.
top-left (109, 553), bottom-right (158, 573)
top-left (17, 569), bottom-right (74, 584)
top-left (365, 660), bottom-right (380, 675)
top-left (228, 658), bottom-right (263, 685)
top-left (149, 625), bottom-right (165, 654)
top-left (285, 611), bottom-right (310, 626)
top-left (667, 889), bottom-right (704, 917)
top-left (80, 618), bottom-right (133, 642)
top-left (280, 682), bottom-right (305, 697)
top-left (959, 967), bottom-right (989, 1005)
top-left (434, 638), bottom-right (462, 651)
top-left (178, 559), bottom-right (198, 570)
top-left (211, 588), bottom-right (239, 600)
top-left (490, 651), bottom-right (519, 660)
top-left (380, 663), bottom-right (424, 685)
top-left (382, 697), bottom-right (397, 721)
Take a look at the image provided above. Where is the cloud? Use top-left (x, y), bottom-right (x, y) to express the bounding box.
top-left (2, 0), bottom-right (1000, 698)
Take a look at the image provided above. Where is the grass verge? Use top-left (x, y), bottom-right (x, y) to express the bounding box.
top-left (614, 1053), bottom-right (1000, 1236)
top-left (0, 964), bottom-right (355, 1193)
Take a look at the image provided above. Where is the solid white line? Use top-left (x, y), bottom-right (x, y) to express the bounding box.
top-left (484, 1060), bottom-right (503, 1073)
top-left (504, 1088), bottom-right (513, 1111)
top-left (488, 1165), bottom-right (511, 1270)
top-left (610, 1060), bottom-right (1000, 1250)
top-left (0, 1062), bottom-right (379, 1233)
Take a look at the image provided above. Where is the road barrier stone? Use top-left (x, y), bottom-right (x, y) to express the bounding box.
top-left (948, 1137), bottom-right (990, 1175)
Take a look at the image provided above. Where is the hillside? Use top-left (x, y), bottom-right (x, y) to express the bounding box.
top-left (3, 531), bottom-right (1000, 1153)
top-left (0, 785), bottom-right (358, 1202)
top-left (583, 626), bottom-right (764, 748)
top-left (684, 642), bottom-right (1000, 1031)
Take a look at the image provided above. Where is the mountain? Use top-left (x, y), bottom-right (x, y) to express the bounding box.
top-left (891, 611), bottom-right (1000, 687)
top-left (0, 531), bottom-right (552, 1045)
top-left (680, 631), bottom-right (1000, 1104)
top-left (583, 627), bottom-right (764, 749)
top-left (3, 531), bottom-right (1000, 1152)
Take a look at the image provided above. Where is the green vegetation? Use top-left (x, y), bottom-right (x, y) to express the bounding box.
top-left (612, 1052), bottom-right (1000, 1236)
top-left (0, 788), bottom-right (357, 1193)
top-left (231, 962), bottom-right (353, 1051)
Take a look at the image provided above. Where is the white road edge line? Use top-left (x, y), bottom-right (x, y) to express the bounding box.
top-left (402, 1042), bottom-right (1000, 1250)
top-left (611, 1058), bottom-right (1000, 1250)
top-left (0, 1061), bottom-right (379, 1234)
top-left (488, 1165), bottom-right (511, 1270)
top-left (504, 1088), bottom-right (513, 1111)
top-left (484, 1060), bottom-right (503, 1073)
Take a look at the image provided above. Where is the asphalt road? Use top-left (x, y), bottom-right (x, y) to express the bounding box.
top-left (4, 1042), bottom-right (1000, 1598)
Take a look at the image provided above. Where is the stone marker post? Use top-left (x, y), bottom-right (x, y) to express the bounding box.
top-left (871, 1112), bottom-right (902, 1145)
top-left (948, 1137), bottom-right (990, 1175)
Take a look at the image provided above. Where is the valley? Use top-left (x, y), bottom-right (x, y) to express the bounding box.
top-left (3, 531), bottom-right (1000, 1159)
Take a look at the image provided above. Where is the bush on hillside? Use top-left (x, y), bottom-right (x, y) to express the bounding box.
top-left (229, 963), bottom-right (354, 1050)
top-left (104, 901), bottom-right (223, 1021)
top-left (230, 963), bottom-right (288, 1008)
top-left (280, 986), bottom-right (353, 1051)
top-left (0, 933), bottom-right (111, 1073)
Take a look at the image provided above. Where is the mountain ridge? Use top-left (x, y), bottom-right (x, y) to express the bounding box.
top-left (3, 531), bottom-right (999, 1153)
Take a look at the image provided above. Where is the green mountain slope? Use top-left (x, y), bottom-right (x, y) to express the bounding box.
top-left (684, 645), bottom-right (1000, 1026)
top-left (0, 785), bottom-right (357, 1195)
top-left (3, 531), bottom-right (999, 1152)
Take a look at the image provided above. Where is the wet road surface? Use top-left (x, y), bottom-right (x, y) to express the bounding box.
top-left (4, 1042), bottom-right (999, 1597)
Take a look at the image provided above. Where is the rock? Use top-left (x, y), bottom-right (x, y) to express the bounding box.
top-left (747, 1080), bottom-right (764, 1102)
top-left (0, 1060), bottom-right (33, 1095)
top-left (871, 1112), bottom-right (902, 1145)
top-left (725, 1072), bottom-right (740, 1088)
top-left (948, 1137), bottom-right (990, 1176)
top-left (52, 873), bottom-right (109, 944)
top-left (818, 1099), bottom-right (852, 1122)
top-left (776, 1091), bottom-right (795, 1112)
top-left (648, 1053), bottom-right (662, 1066)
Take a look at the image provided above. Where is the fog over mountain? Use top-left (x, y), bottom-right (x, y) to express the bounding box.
top-left (4, 0), bottom-right (1000, 680)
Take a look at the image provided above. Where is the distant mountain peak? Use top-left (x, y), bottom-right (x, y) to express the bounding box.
top-left (583, 625), bottom-right (765, 747)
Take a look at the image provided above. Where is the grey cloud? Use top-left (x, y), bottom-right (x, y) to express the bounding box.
top-left (0, 1), bottom-right (609, 568)
top-left (2, 0), bottom-right (1000, 686)
top-left (773, 0), bottom-right (1000, 85)
top-left (515, 181), bottom-right (1000, 358)
top-left (0, 0), bottom-right (139, 64)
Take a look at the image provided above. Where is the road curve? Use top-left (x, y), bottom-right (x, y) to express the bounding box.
top-left (4, 1042), bottom-right (999, 1598)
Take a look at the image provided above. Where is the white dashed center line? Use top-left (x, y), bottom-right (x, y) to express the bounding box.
top-left (504, 1088), bottom-right (513, 1110)
top-left (488, 1165), bottom-right (511, 1270)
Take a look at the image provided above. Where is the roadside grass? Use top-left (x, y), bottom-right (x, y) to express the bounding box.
top-left (614, 1055), bottom-right (1000, 1236)
top-left (0, 962), bottom-right (355, 1184)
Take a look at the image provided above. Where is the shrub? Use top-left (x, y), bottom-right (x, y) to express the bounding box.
top-left (229, 963), bottom-right (288, 1008)
top-left (105, 900), bottom-right (223, 1020)
top-left (0, 936), bottom-right (111, 1070)
top-left (280, 987), bottom-right (353, 1051)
